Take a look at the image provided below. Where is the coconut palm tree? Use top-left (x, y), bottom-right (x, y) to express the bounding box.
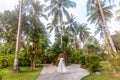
top-left (45, 0), bottom-right (76, 49)
top-left (65, 14), bottom-right (77, 34)
top-left (47, 22), bottom-right (60, 40)
top-left (115, 3), bottom-right (120, 22)
top-left (65, 14), bottom-right (77, 47)
top-left (94, 24), bottom-right (111, 53)
top-left (94, 24), bottom-right (108, 44)
top-left (65, 14), bottom-right (79, 48)
top-left (13, 0), bottom-right (23, 71)
top-left (87, 0), bottom-right (117, 53)
top-left (77, 23), bottom-right (90, 46)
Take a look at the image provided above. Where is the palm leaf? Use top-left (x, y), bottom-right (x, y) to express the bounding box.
top-left (63, 0), bottom-right (76, 8)
top-left (62, 7), bottom-right (70, 19)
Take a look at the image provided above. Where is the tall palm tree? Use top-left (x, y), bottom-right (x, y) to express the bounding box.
top-left (95, 24), bottom-right (108, 44)
top-left (13, 0), bottom-right (23, 71)
top-left (47, 22), bottom-right (60, 40)
top-left (77, 23), bottom-right (90, 46)
top-left (45, 0), bottom-right (76, 49)
top-left (66, 14), bottom-right (77, 35)
top-left (94, 24), bottom-right (111, 53)
top-left (115, 3), bottom-right (120, 22)
top-left (87, 0), bottom-right (117, 53)
top-left (65, 14), bottom-right (78, 48)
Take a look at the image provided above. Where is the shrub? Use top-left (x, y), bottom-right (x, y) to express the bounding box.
top-left (0, 56), bottom-right (9, 68)
top-left (0, 69), bottom-right (6, 80)
top-left (6, 54), bottom-right (15, 67)
top-left (79, 55), bottom-right (86, 66)
top-left (80, 54), bottom-right (102, 72)
top-left (114, 57), bottom-right (120, 71)
top-left (99, 61), bottom-right (113, 74)
top-left (71, 49), bottom-right (83, 63)
top-left (107, 57), bottom-right (120, 73)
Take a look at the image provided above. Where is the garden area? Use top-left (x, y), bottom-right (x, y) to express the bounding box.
top-left (1, 0), bottom-right (120, 80)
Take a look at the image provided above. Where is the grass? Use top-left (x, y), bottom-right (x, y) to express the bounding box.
top-left (1, 66), bottom-right (43, 80)
top-left (81, 73), bottom-right (120, 80)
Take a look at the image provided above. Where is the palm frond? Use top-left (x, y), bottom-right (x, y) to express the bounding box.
top-left (40, 13), bottom-right (48, 20)
top-left (62, 7), bottom-right (70, 19)
top-left (63, 0), bottom-right (76, 8)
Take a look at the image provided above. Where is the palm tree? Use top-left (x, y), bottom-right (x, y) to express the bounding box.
top-left (115, 3), bottom-right (120, 22)
top-left (94, 24), bottom-right (110, 53)
top-left (87, 0), bottom-right (117, 53)
top-left (65, 14), bottom-right (77, 47)
top-left (45, 0), bottom-right (76, 49)
top-left (66, 17), bottom-right (77, 49)
top-left (13, 0), bottom-right (23, 71)
top-left (77, 23), bottom-right (90, 46)
top-left (47, 22), bottom-right (60, 40)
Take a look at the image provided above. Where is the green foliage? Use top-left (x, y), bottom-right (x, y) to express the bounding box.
top-left (1, 67), bottom-right (42, 80)
top-left (114, 58), bottom-right (120, 72)
top-left (0, 54), bottom-right (14, 68)
top-left (112, 31), bottom-right (120, 51)
top-left (107, 57), bottom-right (120, 73)
top-left (87, 44), bottom-right (100, 54)
top-left (81, 73), bottom-right (120, 80)
top-left (79, 54), bottom-right (86, 66)
top-left (71, 48), bottom-right (83, 63)
top-left (97, 55), bottom-right (120, 75)
top-left (86, 55), bottom-right (101, 72)
top-left (6, 54), bottom-right (15, 67)
top-left (80, 54), bottom-right (102, 72)
top-left (18, 50), bottom-right (30, 67)
top-left (100, 61), bottom-right (113, 74)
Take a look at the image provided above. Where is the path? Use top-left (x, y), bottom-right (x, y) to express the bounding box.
top-left (36, 64), bottom-right (90, 80)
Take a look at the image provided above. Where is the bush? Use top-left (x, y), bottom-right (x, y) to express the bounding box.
top-left (71, 49), bottom-right (83, 63)
top-left (0, 69), bottom-right (6, 80)
top-left (79, 55), bottom-right (86, 66)
top-left (100, 61), bottom-right (113, 74)
top-left (107, 57), bottom-right (120, 73)
top-left (6, 54), bottom-right (15, 67)
top-left (0, 56), bottom-right (8, 68)
top-left (80, 54), bottom-right (102, 72)
top-left (86, 54), bottom-right (101, 72)
top-left (114, 57), bottom-right (120, 71)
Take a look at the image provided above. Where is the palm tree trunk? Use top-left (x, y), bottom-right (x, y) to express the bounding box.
top-left (103, 31), bottom-right (111, 53)
top-left (97, 0), bottom-right (117, 53)
top-left (60, 23), bottom-right (63, 49)
top-left (13, 0), bottom-right (23, 71)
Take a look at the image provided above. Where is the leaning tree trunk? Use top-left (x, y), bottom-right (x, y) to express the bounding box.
top-left (13, 0), bottom-right (23, 71)
top-left (97, 0), bottom-right (117, 53)
top-left (103, 30), bottom-right (111, 53)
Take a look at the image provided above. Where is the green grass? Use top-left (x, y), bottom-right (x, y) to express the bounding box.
top-left (81, 73), bottom-right (120, 80)
top-left (1, 66), bottom-right (43, 80)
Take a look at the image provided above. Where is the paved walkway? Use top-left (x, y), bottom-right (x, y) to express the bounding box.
top-left (36, 64), bottom-right (90, 80)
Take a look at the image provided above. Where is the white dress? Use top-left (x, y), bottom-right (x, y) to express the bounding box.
top-left (57, 58), bottom-right (67, 72)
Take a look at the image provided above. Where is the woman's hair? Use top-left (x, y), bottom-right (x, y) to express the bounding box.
top-left (58, 54), bottom-right (64, 58)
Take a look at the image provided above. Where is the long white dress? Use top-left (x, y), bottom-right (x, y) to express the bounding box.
top-left (57, 58), bottom-right (67, 72)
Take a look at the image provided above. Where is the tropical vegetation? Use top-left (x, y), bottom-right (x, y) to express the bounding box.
top-left (0, 0), bottom-right (120, 80)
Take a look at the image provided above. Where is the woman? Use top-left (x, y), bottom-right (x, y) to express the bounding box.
top-left (57, 54), bottom-right (67, 73)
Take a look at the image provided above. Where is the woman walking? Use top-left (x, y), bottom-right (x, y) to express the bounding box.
top-left (57, 54), bottom-right (67, 73)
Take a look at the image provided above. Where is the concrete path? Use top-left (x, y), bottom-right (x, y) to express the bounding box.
top-left (36, 64), bottom-right (90, 80)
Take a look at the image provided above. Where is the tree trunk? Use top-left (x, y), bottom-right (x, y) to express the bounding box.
top-left (103, 31), bottom-right (111, 53)
top-left (13, 0), bottom-right (23, 71)
top-left (97, 0), bottom-right (117, 53)
top-left (31, 59), bottom-right (35, 70)
top-left (60, 23), bottom-right (63, 49)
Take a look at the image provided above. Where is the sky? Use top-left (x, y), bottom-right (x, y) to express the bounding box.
top-left (0, 0), bottom-right (120, 42)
